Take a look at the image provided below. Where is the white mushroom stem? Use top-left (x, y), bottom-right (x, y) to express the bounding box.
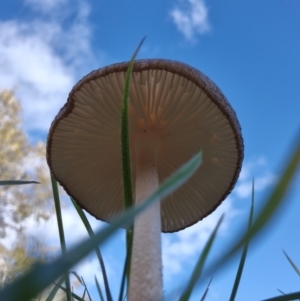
top-left (128, 132), bottom-right (163, 301)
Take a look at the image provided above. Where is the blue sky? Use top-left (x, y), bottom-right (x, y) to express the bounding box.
top-left (0, 0), bottom-right (299, 300)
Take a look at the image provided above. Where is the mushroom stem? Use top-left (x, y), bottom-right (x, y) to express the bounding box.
top-left (128, 133), bottom-right (163, 301)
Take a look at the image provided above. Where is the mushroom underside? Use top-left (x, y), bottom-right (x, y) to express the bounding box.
top-left (49, 67), bottom-right (242, 232)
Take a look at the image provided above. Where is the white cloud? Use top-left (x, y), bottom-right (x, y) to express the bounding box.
top-left (73, 256), bottom-right (108, 288)
top-left (234, 158), bottom-right (277, 199)
top-left (0, 0), bottom-right (96, 135)
top-left (24, 198), bottom-right (103, 247)
top-left (235, 174), bottom-right (277, 198)
top-left (162, 157), bottom-right (277, 281)
top-left (170, 0), bottom-right (210, 42)
top-left (162, 197), bottom-right (238, 277)
top-left (0, 3), bottom-right (110, 292)
top-left (23, 200), bottom-right (111, 287)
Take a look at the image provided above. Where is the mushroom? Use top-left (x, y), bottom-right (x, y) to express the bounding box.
top-left (46, 59), bottom-right (244, 301)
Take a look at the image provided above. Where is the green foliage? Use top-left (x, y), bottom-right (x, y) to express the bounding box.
top-left (0, 90), bottom-right (56, 290)
top-left (261, 292), bottom-right (300, 301)
top-left (50, 174), bottom-right (71, 301)
top-left (71, 197), bottom-right (112, 301)
top-left (275, 250), bottom-right (300, 301)
top-left (121, 37), bottom-right (146, 210)
top-left (179, 215), bottom-right (224, 301)
top-left (0, 90), bottom-right (53, 237)
top-left (2, 137), bottom-right (298, 301)
top-left (120, 37), bottom-right (146, 295)
top-left (0, 147), bottom-right (202, 301)
top-left (95, 276), bottom-right (105, 301)
top-left (229, 180), bottom-right (255, 301)
top-left (45, 275), bottom-right (65, 301)
top-left (282, 250), bottom-right (300, 277)
top-left (0, 180), bottom-right (39, 186)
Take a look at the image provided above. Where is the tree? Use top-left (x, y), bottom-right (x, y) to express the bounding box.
top-left (0, 89), bottom-right (86, 300)
top-left (0, 89), bottom-right (53, 238)
top-left (0, 89), bottom-right (55, 286)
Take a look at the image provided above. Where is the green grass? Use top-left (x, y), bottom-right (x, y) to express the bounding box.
top-left (0, 41), bottom-right (299, 301)
top-left (120, 37), bottom-right (145, 298)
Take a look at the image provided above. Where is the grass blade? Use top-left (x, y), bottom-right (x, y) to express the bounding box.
top-left (50, 174), bottom-right (72, 301)
top-left (179, 214), bottom-right (224, 301)
top-left (282, 249), bottom-right (300, 276)
top-left (261, 291), bottom-right (300, 301)
top-left (185, 133), bottom-right (300, 294)
top-left (118, 248), bottom-right (129, 301)
top-left (0, 150), bottom-right (202, 301)
top-left (71, 197), bottom-right (113, 301)
top-left (229, 179), bottom-right (255, 301)
top-left (54, 283), bottom-right (85, 301)
top-left (70, 271), bottom-right (83, 285)
top-left (124, 224), bottom-right (133, 296)
top-left (121, 36), bottom-right (146, 210)
top-left (200, 277), bottom-right (213, 301)
top-left (148, 150), bottom-right (202, 202)
top-left (95, 276), bottom-right (105, 301)
top-left (81, 288), bottom-right (87, 301)
top-left (0, 180), bottom-right (39, 185)
top-left (120, 37), bottom-right (146, 293)
top-left (80, 277), bottom-right (92, 301)
top-left (45, 275), bottom-right (65, 301)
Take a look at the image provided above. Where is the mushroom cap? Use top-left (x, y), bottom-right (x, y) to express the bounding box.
top-left (47, 59), bottom-right (244, 233)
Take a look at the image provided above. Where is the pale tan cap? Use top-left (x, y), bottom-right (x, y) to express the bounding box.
top-left (47, 59), bottom-right (244, 232)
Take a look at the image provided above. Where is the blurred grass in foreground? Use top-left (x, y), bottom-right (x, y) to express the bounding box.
top-left (0, 40), bottom-right (299, 300)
